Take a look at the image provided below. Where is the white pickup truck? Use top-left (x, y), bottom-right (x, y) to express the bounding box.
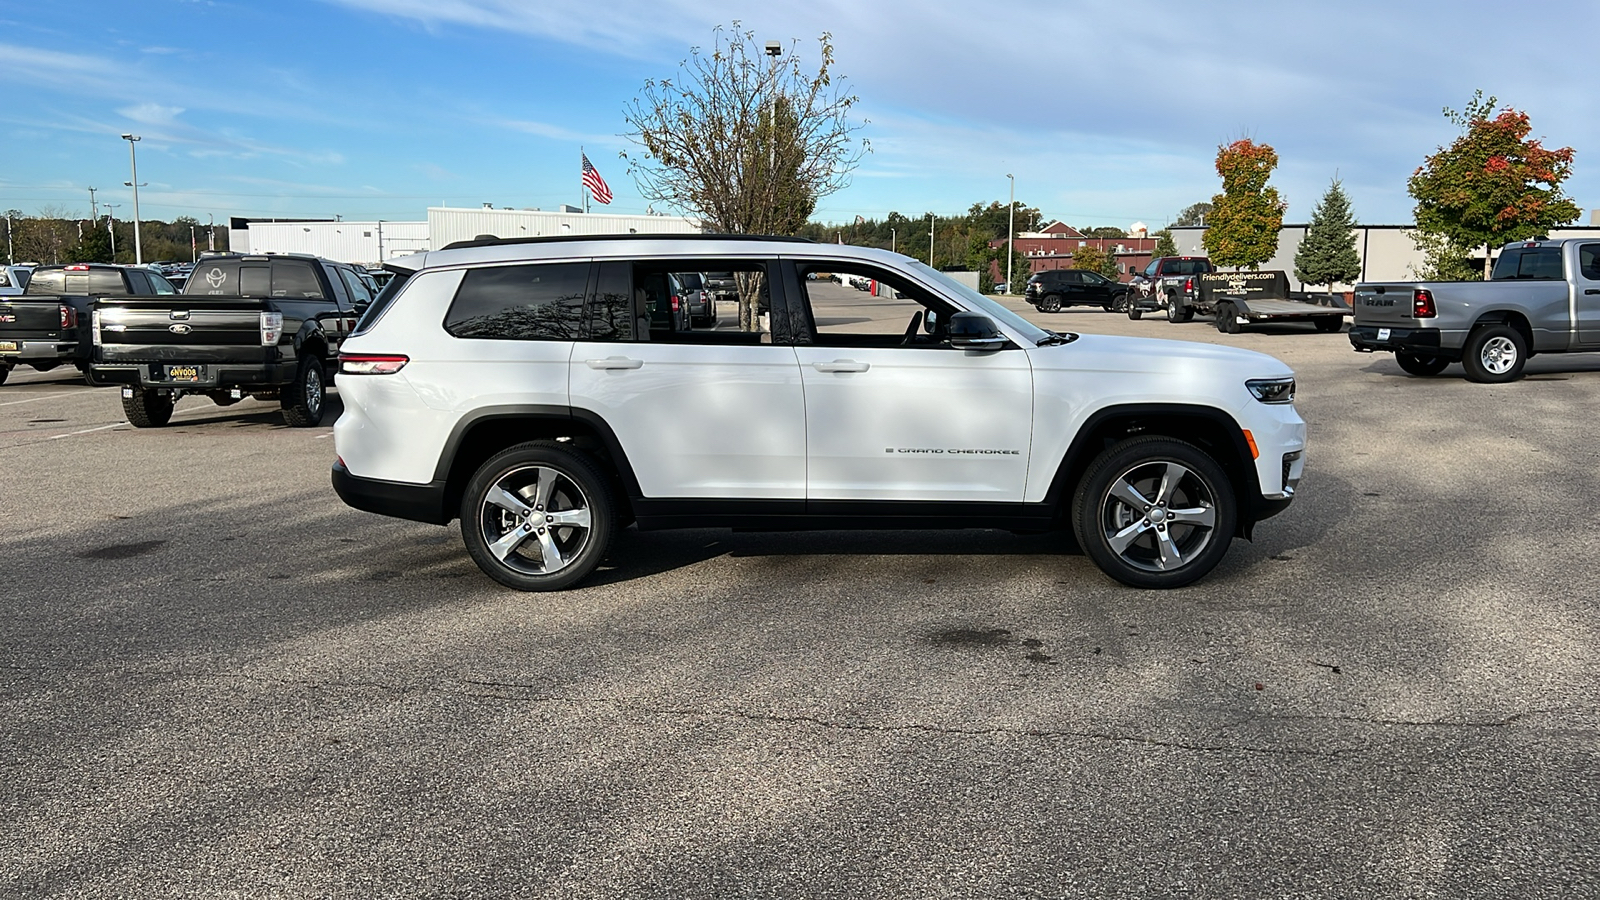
top-left (1349, 238), bottom-right (1600, 382)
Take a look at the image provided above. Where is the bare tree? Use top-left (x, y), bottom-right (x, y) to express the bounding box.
top-left (623, 24), bottom-right (867, 330)
top-left (13, 206), bottom-right (77, 265)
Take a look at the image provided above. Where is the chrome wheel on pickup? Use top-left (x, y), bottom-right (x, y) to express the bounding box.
top-left (461, 441), bottom-right (615, 591)
top-left (1072, 437), bottom-right (1236, 589)
top-left (1461, 324), bottom-right (1527, 384)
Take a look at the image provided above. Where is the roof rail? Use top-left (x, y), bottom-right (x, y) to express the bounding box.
top-left (439, 233), bottom-right (816, 251)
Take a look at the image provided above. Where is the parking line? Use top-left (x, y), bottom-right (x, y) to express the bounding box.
top-left (48, 422), bottom-right (128, 440)
top-left (0, 394), bottom-right (70, 408)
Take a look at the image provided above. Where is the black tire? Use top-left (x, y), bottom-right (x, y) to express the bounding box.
top-left (1127, 306), bottom-right (1143, 321)
top-left (461, 441), bottom-right (616, 591)
top-left (1215, 301), bottom-right (1242, 334)
top-left (1166, 293), bottom-right (1194, 323)
top-left (1039, 293), bottom-right (1063, 313)
top-left (122, 388), bottom-right (174, 428)
top-left (1071, 437), bottom-right (1236, 589)
top-left (1313, 315), bottom-right (1343, 333)
top-left (280, 356), bottom-right (327, 427)
top-left (1460, 324), bottom-right (1527, 384)
top-left (0, 363), bottom-right (9, 386)
top-left (1395, 351), bottom-right (1450, 376)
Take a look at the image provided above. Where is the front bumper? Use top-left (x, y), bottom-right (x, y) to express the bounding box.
top-left (332, 460), bottom-right (451, 525)
top-left (87, 359), bottom-right (298, 389)
top-left (1348, 325), bottom-right (1453, 359)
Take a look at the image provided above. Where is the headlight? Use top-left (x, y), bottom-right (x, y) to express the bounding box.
top-left (1246, 377), bottom-right (1295, 404)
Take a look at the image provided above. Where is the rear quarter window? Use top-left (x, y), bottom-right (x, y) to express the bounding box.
top-left (184, 260), bottom-right (325, 297)
top-left (443, 263), bottom-right (589, 341)
top-left (1492, 247), bottom-right (1563, 280)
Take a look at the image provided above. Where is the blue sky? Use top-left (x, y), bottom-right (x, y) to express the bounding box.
top-left (3, 0), bottom-right (1597, 230)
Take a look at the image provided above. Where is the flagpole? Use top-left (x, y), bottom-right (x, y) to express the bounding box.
top-left (581, 146), bottom-right (588, 214)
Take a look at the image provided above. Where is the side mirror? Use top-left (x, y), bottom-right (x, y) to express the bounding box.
top-left (352, 300), bottom-right (370, 314)
top-left (923, 310), bottom-right (939, 333)
top-left (947, 312), bottom-right (1006, 350)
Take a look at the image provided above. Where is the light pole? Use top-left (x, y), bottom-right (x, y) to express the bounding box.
top-left (120, 134), bottom-right (144, 264)
top-left (765, 40), bottom-right (782, 232)
top-left (5, 212), bottom-right (12, 265)
top-left (207, 214), bottom-right (215, 252)
top-left (88, 187), bottom-right (98, 223)
top-left (928, 214), bottom-right (935, 268)
top-left (891, 227), bottom-right (896, 254)
top-left (1005, 173), bottom-right (1015, 295)
top-left (103, 203), bottom-right (119, 259)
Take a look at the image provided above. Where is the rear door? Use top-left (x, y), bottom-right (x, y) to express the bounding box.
top-left (567, 259), bottom-right (806, 500)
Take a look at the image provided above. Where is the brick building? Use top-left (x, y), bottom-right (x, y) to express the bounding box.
top-left (989, 220), bottom-right (1157, 285)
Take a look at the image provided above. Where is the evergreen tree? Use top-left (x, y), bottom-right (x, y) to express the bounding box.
top-left (1152, 229), bottom-right (1177, 258)
top-left (1293, 179), bottom-right (1361, 292)
top-left (67, 219), bottom-right (114, 264)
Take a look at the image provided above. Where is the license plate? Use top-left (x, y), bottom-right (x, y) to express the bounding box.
top-left (0, 340), bottom-right (17, 352)
top-left (164, 364), bottom-right (204, 382)
top-left (1376, 328), bottom-right (1391, 341)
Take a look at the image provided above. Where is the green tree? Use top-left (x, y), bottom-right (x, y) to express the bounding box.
top-left (1084, 226), bottom-right (1126, 239)
top-left (1408, 90), bottom-right (1579, 279)
top-left (623, 24), bottom-right (867, 329)
top-left (1152, 229), bottom-right (1177, 258)
top-left (1174, 202), bottom-right (1213, 227)
top-left (1203, 139), bottom-right (1285, 269)
top-left (67, 219), bottom-right (114, 263)
top-left (1407, 230), bottom-right (1481, 281)
top-left (1293, 178), bottom-right (1361, 292)
top-left (1071, 244), bottom-right (1108, 275)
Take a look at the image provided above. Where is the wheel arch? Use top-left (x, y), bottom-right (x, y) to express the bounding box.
top-left (432, 405), bottom-right (640, 525)
top-left (1470, 309), bottom-right (1533, 347)
top-left (1043, 403), bottom-right (1264, 537)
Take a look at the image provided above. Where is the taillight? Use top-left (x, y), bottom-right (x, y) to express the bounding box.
top-left (259, 311), bottom-right (284, 346)
top-left (1184, 277), bottom-right (1194, 292)
top-left (339, 353), bottom-right (409, 375)
top-left (60, 304), bottom-right (77, 328)
top-left (671, 294), bottom-right (680, 311)
top-left (92, 309), bottom-right (102, 345)
top-left (1413, 289), bottom-right (1436, 318)
top-left (65, 264), bottom-right (89, 271)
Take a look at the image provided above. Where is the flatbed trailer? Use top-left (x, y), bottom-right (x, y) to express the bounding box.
top-left (1168, 271), bottom-right (1351, 334)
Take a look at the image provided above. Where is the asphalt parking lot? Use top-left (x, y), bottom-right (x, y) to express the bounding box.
top-left (3, 295), bottom-right (1599, 898)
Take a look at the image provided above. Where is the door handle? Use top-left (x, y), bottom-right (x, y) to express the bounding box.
top-left (585, 356), bottom-right (643, 370)
top-left (812, 360), bottom-right (869, 373)
top-left (1586, 289), bottom-right (1600, 295)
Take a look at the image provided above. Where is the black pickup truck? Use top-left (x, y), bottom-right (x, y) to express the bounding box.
top-left (0, 264), bottom-right (179, 385)
top-left (88, 254), bottom-right (374, 427)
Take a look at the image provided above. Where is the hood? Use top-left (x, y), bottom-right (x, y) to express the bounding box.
top-left (1032, 332), bottom-right (1294, 380)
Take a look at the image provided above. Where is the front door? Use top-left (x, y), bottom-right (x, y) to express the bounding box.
top-left (786, 260), bottom-right (1033, 503)
top-left (1577, 244), bottom-right (1600, 346)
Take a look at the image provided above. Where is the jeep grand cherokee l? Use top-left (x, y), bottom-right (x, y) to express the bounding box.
top-left (332, 235), bottom-right (1305, 591)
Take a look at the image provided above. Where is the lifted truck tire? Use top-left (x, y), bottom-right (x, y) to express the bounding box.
top-left (280, 357), bottom-right (327, 427)
top-left (1313, 315), bottom-right (1344, 333)
top-left (1395, 351), bottom-right (1450, 376)
top-left (122, 388), bottom-right (174, 428)
top-left (1461, 324), bottom-right (1527, 384)
top-left (1166, 293), bottom-right (1194, 323)
top-left (1127, 305), bottom-right (1143, 321)
top-left (1071, 436), bottom-right (1237, 590)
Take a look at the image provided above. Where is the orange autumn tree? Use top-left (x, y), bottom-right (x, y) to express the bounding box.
top-left (1408, 91), bottom-right (1578, 279)
top-left (1202, 139), bottom-right (1285, 270)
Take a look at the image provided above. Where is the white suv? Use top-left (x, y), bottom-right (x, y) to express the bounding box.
top-left (332, 235), bottom-right (1305, 591)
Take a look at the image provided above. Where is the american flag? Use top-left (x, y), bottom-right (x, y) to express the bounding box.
top-left (581, 152), bottom-right (613, 205)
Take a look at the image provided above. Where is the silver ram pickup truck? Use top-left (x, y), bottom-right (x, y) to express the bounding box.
top-left (1349, 238), bottom-right (1600, 382)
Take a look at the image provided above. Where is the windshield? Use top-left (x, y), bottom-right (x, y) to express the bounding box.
top-left (908, 261), bottom-right (1051, 345)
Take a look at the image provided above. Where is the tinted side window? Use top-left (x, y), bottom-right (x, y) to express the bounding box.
top-left (351, 270), bottom-right (411, 335)
top-left (85, 269), bottom-right (123, 294)
top-left (148, 273), bottom-right (177, 295)
top-left (591, 262), bottom-right (636, 341)
top-left (124, 270), bottom-right (150, 293)
top-left (444, 263), bottom-right (589, 341)
top-left (272, 261), bottom-right (324, 298)
top-left (1579, 244), bottom-right (1600, 281)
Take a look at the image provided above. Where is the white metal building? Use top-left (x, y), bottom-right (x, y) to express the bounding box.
top-left (427, 206), bottom-right (701, 248)
top-left (242, 220), bottom-right (429, 266)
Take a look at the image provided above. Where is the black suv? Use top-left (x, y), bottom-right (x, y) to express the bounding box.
top-left (1023, 269), bottom-right (1128, 313)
